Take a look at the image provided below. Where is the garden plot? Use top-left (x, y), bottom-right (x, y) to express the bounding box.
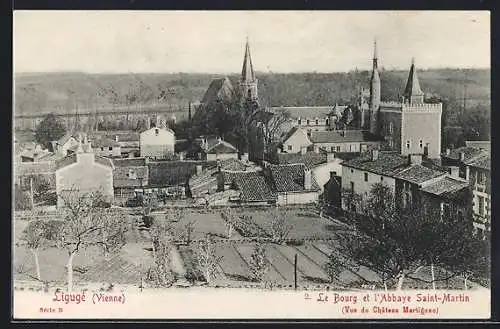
top-left (233, 243), bottom-right (286, 282)
top-left (275, 244), bottom-right (330, 283)
top-left (239, 209), bottom-right (338, 240)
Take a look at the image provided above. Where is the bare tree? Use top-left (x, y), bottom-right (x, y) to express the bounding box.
top-left (148, 218), bottom-right (176, 287)
top-left (258, 108), bottom-right (291, 147)
top-left (195, 235), bottom-right (223, 284)
top-left (248, 243), bottom-right (270, 282)
top-left (181, 220), bottom-right (196, 246)
top-left (58, 189), bottom-right (128, 291)
top-left (270, 208), bottom-right (293, 244)
top-left (220, 207), bottom-right (237, 239)
top-left (20, 220), bottom-right (47, 281)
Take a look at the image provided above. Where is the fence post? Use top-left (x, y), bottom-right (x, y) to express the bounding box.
top-left (294, 253), bottom-right (298, 291)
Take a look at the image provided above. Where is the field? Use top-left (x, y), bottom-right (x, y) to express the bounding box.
top-left (13, 207), bottom-right (479, 290)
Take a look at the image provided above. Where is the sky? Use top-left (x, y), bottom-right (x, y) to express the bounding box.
top-left (13, 11), bottom-right (490, 74)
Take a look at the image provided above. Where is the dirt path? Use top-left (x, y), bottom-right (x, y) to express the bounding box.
top-left (170, 246), bottom-right (187, 278)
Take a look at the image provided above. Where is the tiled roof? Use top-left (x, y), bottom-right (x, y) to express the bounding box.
top-left (443, 146), bottom-right (488, 163)
top-left (147, 161), bottom-right (208, 187)
top-left (14, 161), bottom-right (56, 176)
top-left (465, 141), bottom-right (490, 150)
top-left (90, 131), bottom-right (140, 142)
top-left (218, 158), bottom-right (250, 171)
top-left (342, 152), bottom-right (409, 176)
top-left (113, 166), bottom-right (149, 188)
top-left (233, 171), bottom-right (277, 202)
top-left (343, 151), bottom-right (447, 185)
top-left (393, 164), bottom-right (446, 185)
top-left (112, 157), bottom-right (147, 167)
top-left (268, 163), bottom-right (320, 193)
top-left (468, 155), bottom-right (491, 171)
top-left (92, 137), bottom-right (120, 148)
top-left (94, 156), bottom-right (114, 168)
top-left (55, 153), bottom-right (78, 170)
top-left (269, 106), bottom-right (339, 119)
top-left (56, 133), bottom-right (75, 146)
top-left (277, 152), bottom-right (327, 169)
top-left (206, 139), bottom-right (238, 154)
top-left (420, 176), bottom-right (469, 196)
top-left (55, 153), bottom-right (114, 170)
top-left (188, 167), bottom-right (218, 196)
top-left (309, 130), bottom-right (379, 144)
top-left (201, 77), bottom-right (235, 104)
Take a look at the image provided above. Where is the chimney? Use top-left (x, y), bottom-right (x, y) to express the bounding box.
top-left (115, 135), bottom-right (119, 142)
top-left (447, 166), bottom-right (459, 178)
top-left (300, 146), bottom-right (307, 155)
top-left (371, 149), bottom-right (379, 161)
top-left (409, 154), bottom-right (423, 165)
top-left (196, 164), bottom-right (203, 176)
top-left (327, 152), bottom-right (336, 163)
top-left (459, 152), bottom-right (465, 162)
top-left (304, 168), bottom-right (312, 190)
top-left (313, 144), bottom-right (319, 153)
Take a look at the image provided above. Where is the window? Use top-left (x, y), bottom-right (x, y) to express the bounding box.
top-left (298, 119), bottom-right (301, 125)
top-left (331, 146), bottom-right (335, 152)
top-left (478, 196), bottom-right (485, 216)
top-left (478, 172), bottom-right (486, 185)
top-left (155, 128), bottom-right (159, 135)
top-left (108, 146), bottom-right (113, 151)
top-left (326, 119), bottom-right (330, 126)
top-left (288, 145), bottom-right (292, 151)
top-left (101, 147), bottom-right (104, 151)
top-left (307, 120), bottom-right (310, 125)
top-left (364, 173), bottom-right (368, 182)
top-left (315, 128), bottom-right (319, 132)
top-left (336, 146), bottom-right (341, 152)
top-left (406, 140), bottom-right (411, 149)
top-left (389, 122), bottom-right (394, 134)
top-left (419, 140), bottom-right (423, 148)
top-left (350, 169), bottom-right (354, 173)
top-left (350, 181), bottom-right (355, 191)
top-left (315, 119), bottom-right (319, 125)
top-left (389, 139), bottom-right (394, 148)
top-left (441, 202), bottom-right (451, 220)
top-left (380, 176), bottom-right (384, 181)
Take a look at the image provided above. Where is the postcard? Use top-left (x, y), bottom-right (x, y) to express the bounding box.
top-left (12, 10), bottom-right (491, 320)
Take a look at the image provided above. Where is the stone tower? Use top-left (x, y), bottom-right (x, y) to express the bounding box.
top-left (239, 37), bottom-right (258, 103)
top-left (369, 39), bottom-right (381, 135)
top-left (403, 57), bottom-right (425, 104)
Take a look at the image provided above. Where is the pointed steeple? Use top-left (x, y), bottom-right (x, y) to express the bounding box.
top-left (239, 37), bottom-right (258, 102)
top-left (369, 38), bottom-right (381, 134)
top-left (241, 36), bottom-right (256, 83)
top-left (403, 57), bottom-right (424, 104)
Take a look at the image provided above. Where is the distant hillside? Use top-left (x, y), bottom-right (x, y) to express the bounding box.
top-left (14, 68), bottom-right (490, 116)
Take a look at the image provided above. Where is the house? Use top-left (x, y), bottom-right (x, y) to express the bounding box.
top-left (281, 126), bottom-right (381, 155)
top-left (140, 126), bottom-right (176, 159)
top-left (92, 137), bottom-right (122, 157)
top-left (145, 160), bottom-right (209, 199)
top-left (188, 159), bottom-right (251, 198)
top-left (441, 146), bottom-right (491, 233)
top-left (225, 171), bottom-right (277, 205)
top-left (51, 134), bottom-right (79, 157)
top-left (55, 140), bottom-right (114, 208)
top-left (90, 131), bottom-right (141, 157)
top-left (341, 150), bottom-right (470, 219)
top-left (200, 137), bottom-right (239, 161)
top-left (275, 149), bottom-right (342, 194)
top-left (112, 157), bottom-right (149, 203)
top-left (267, 163), bottom-right (321, 205)
top-left (465, 140), bottom-right (490, 151)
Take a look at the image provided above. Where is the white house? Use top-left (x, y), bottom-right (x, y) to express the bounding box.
top-left (140, 127), bottom-right (176, 159)
top-left (55, 140), bottom-right (114, 208)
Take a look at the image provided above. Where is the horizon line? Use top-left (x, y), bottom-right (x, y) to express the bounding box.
top-left (14, 66), bottom-right (491, 76)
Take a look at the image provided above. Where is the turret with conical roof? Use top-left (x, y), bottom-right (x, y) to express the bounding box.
top-left (403, 58), bottom-right (425, 104)
top-left (369, 39), bottom-right (381, 134)
top-left (239, 37), bottom-right (258, 103)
